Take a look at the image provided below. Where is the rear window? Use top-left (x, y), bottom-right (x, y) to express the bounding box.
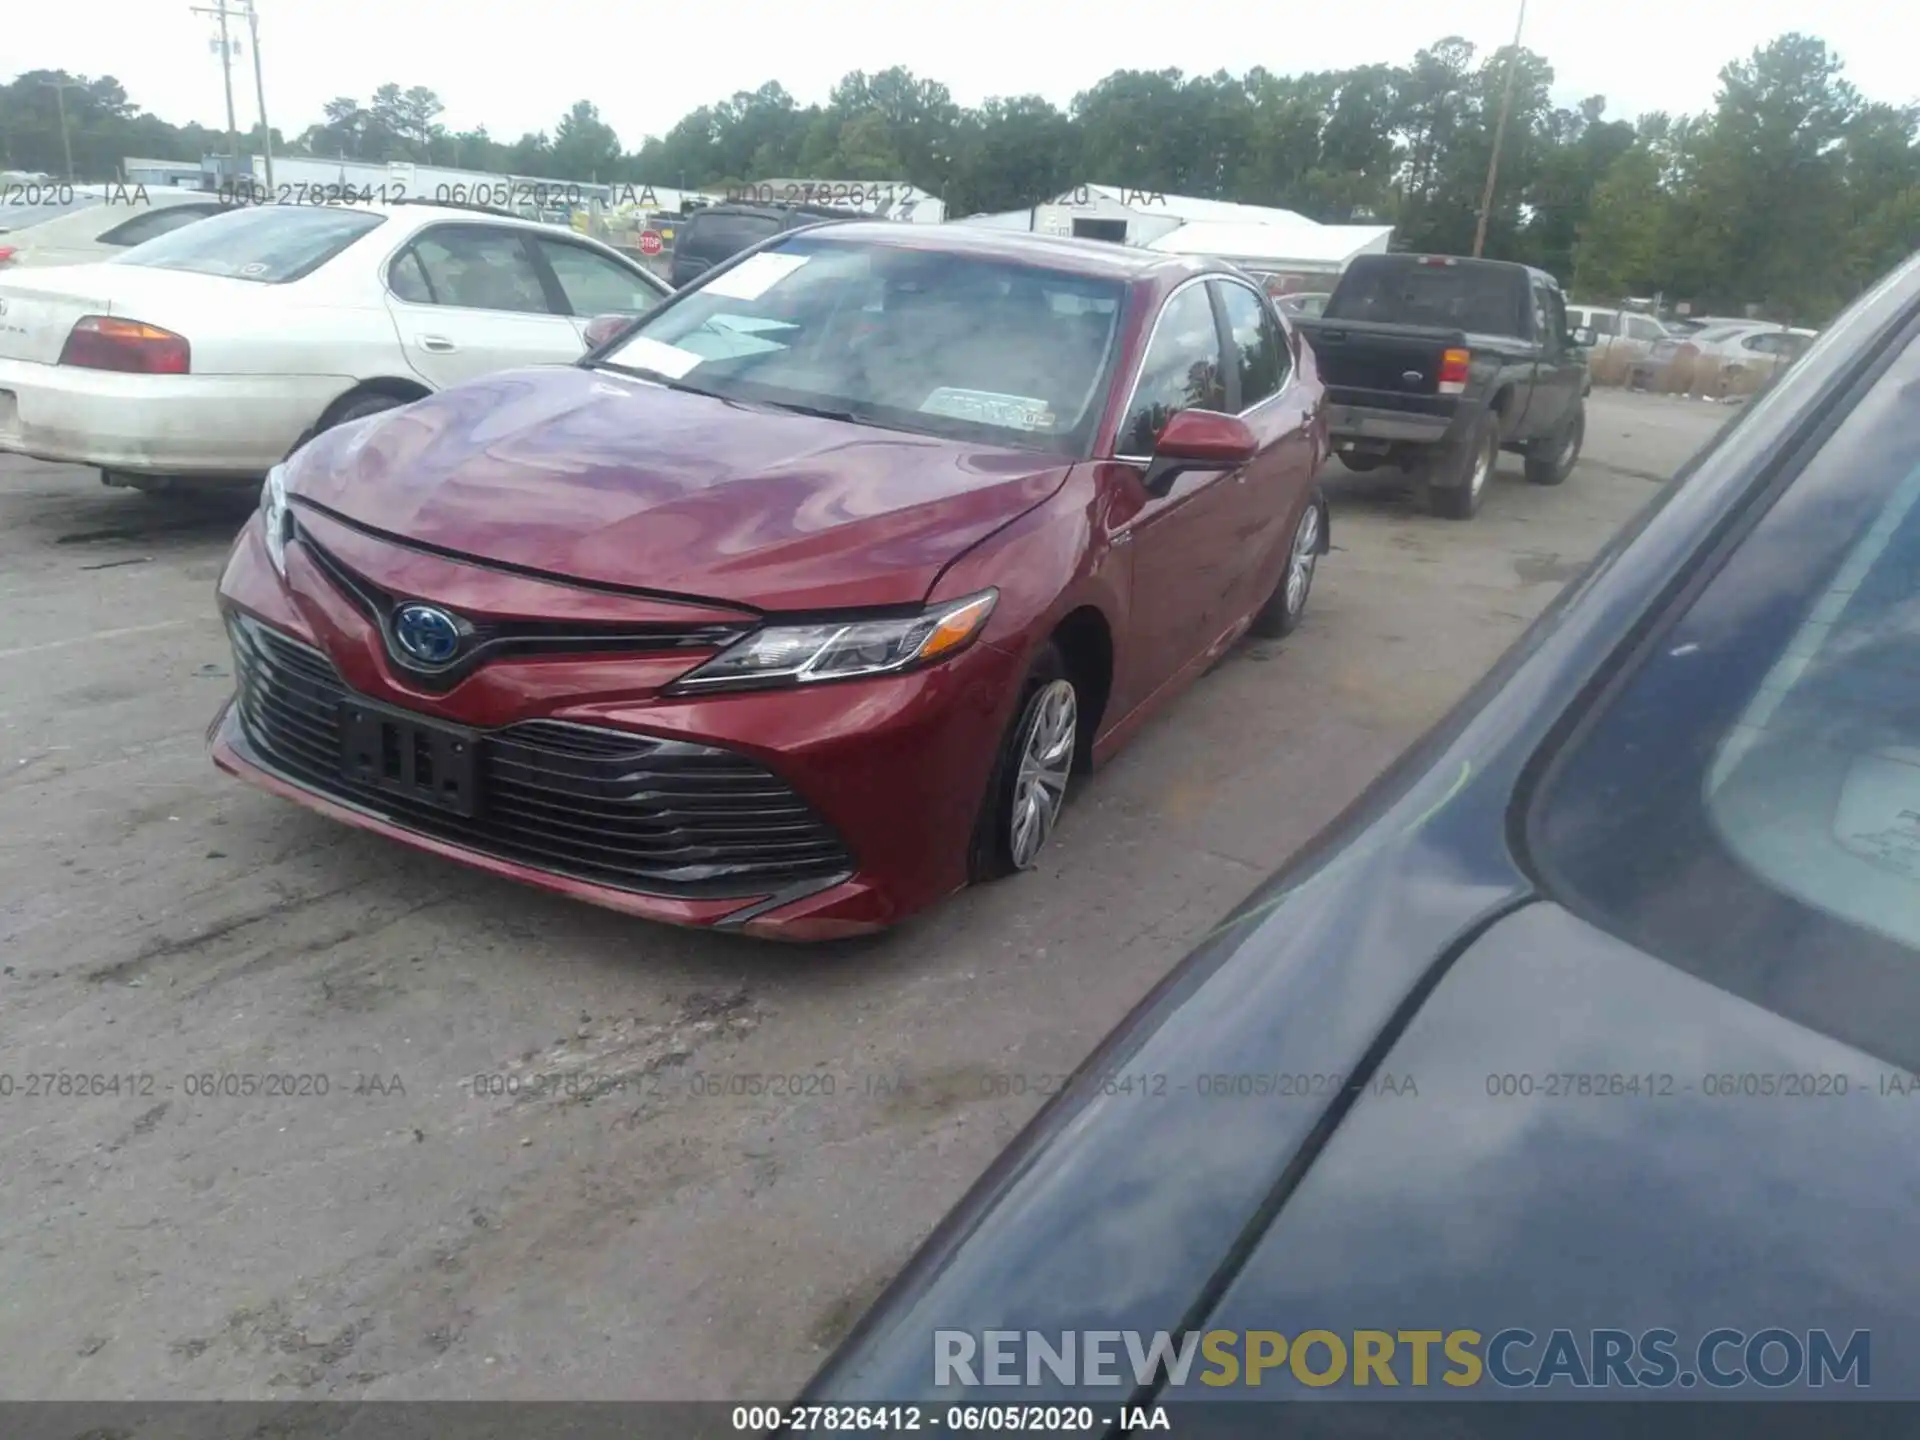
top-left (683, 211), bottom-right (783, 258)
top-left (1326, 259), bottom-right (1529, 336)
top-left (1529, 305), bottom-right (1920, 1071)
top-left (111, 204), bottom-right (384, 283)
top-left (0, 197), bottom-right (101, 230)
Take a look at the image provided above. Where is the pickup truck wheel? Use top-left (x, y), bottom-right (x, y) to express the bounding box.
top-left (1425, 417), bottom-right (1497, 521)
top-left (1525, 402), bottom-right (1585, 486)
top-left (1338, 453), bottom-right (1383, 473)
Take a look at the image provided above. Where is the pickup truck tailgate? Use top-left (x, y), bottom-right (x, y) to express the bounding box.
top-left (1295, 318), bottom-right (1463, 399)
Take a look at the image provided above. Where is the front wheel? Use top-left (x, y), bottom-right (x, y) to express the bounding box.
top-left (972, 645), bottom-right (1078, 881)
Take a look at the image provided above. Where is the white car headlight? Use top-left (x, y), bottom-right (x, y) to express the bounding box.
top-left (261, 463), bottom-right (291, 574)
top-left (671, 590), bottom-right (997, 693)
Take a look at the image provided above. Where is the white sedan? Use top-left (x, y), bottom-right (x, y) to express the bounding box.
top-left (0, 200), bottom-right (672, 492)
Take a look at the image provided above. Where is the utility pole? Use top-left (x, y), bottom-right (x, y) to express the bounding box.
top-left (39, 79), bottom-right (81, 182)
top-left (239, 0), bottom-right (274, 190)
top-left (1472, 0), bottom-right (1528, 259)
top-left (190, 0), bottom-right (243, 174)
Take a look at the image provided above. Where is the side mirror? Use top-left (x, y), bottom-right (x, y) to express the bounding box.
top-left (1572, 327), bottom-right (1595, 347)
top-left (583, 313), bottom-right (635, 350)
top-left (1142, 410), bottom-right (1259, 498)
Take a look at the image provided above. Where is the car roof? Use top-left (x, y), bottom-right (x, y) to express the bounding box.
top-left (772, 219), bottom-right (1212, 283)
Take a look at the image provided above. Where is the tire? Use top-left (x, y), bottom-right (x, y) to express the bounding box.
top-left (1249, 490), bottom-right (1328, 639)
top-left (1524, 401), bottom-right (1584, 486)
top-left (1424, 415), bottom-right (1497, 521)
top-left (970, 644), bottom-right (1079, 882)
top-left (288, 389), bottom-right (412, 459)
top-left (1338, 453), bottom-right (1383, 473)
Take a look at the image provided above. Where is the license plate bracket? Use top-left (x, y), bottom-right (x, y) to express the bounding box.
top-left (338, 701), bottom-right (482, 817)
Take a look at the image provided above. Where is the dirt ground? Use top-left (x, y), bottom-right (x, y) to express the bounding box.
top-left (0, 390), bottom-right (1730, 1400)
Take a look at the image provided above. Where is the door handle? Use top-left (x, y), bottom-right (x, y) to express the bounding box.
top-left (418, 335), bottom-right (457, 353)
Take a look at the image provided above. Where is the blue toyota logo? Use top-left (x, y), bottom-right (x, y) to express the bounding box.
top-left (392, 603), bottom-right (462, 666)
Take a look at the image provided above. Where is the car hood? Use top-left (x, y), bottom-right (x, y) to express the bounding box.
top-left (1191, 901), bottom-right (1920, 1395)
top-left (291, 366), bottom-right (1074, 612)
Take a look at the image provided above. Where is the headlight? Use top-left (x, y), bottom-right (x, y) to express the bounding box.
top-left (671, 590), bottom-right (998, 693)
top-left (261, 463), bottom-right (291, 575)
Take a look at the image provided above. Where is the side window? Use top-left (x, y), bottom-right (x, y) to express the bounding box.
top-left (1213, 281), bottom-right (1290, 410)
top-left (388, 248), bottom-right (435, 304)
top-left (404, 228), bottom-right (552, 314)
top-left (1625, 315), bottom-right (1662, 341)
top-left (1116, 285), bottom-right (1228, 457)
top-left (1590, 312), bottom-right (1620, 337)
top-left (535, 238), bottom-right (663, 317)
top-left (1541, 288), bottom-right (1571, 348)
top-left (96, 205), bottom-right (224, 247)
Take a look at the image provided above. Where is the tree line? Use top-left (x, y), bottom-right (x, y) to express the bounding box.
top-left (3, 32), bottom-right (1915, 323)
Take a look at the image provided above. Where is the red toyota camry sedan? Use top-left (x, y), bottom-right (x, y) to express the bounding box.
top-left (210, 222), bottom-right (1330, 939)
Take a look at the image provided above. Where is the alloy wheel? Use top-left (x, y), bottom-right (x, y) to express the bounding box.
top-left (1009, 680), bottom-right (1077, 869)
top-left (1285, 503), bottom-right (1320, 615)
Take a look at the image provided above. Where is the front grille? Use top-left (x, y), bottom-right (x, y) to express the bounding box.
top-left (295, 521), bottom-right (753, 691)
top-left (225, 612), bottom-right (853, 899)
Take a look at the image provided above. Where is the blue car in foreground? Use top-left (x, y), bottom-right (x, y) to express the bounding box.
top-left (791, 249), bottom-right (1920, 1438)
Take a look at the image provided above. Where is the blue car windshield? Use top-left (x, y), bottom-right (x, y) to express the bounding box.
top-left (598, 234), bottom-right (1126, 457)
top-left (1531, 315), bottom-right (1920, 1070)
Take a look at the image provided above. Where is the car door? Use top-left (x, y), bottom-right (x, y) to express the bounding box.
top-left (382, 223), bottom-right (586, 389)
top-left (1109, 281), bottom-right (1240, 716)
top-left (1209, 277), bottom-right (1315, 622)
top-left (1525, 278), bottom-right (1580, 438)
top-left (527, 235), bottom-right (669, 345)
top-left (1621, 311), bottom-right (1665, 361)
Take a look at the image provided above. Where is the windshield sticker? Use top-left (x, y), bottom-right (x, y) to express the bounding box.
top-left (616, 335), bottom-right (702, 379)
top-left (1833, 747), bottom-right (1920, 881)
top-left (700, 252), bottom-right (812, 301)
top-left (920, 388), bottom-right (1057, 431)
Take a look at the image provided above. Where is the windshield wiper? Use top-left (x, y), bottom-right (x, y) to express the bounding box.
top-left (746, 397), bottom-right (878, 426)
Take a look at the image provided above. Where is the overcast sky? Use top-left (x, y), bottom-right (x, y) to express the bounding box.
top-left (14, 0), bottom-right (1909, 151)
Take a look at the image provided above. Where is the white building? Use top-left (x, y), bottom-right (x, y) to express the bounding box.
top-left (955, 181), bottom-right (1391, 287)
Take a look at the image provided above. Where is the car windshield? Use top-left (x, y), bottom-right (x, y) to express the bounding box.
top-left (1532, 313), bottom-right (1920, 1070)
top-left (599, 234), bottom-right (1126, 456)
top-left (1325, 259), bottom-right (1528, 335)
top-left (110, 204), bottom-right (385, 283)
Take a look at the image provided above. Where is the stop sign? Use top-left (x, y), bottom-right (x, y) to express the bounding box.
top-left (639, 230), bottom-right (663, 256)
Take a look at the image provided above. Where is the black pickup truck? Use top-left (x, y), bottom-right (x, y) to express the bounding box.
top-left (1291, 252), bottom-right (1590, 520)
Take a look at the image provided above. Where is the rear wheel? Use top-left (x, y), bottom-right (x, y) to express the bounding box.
top-left (1249, 492), bottom-right (1327, 638)
top-left (971, 645), bottom-right (1078, 881)
top-left (1524, 401), bottom-right (1584, 486)
top-left (1424, 416), bottom-right (1497, 521)
top-left (289, 389), bottom-right (413, 459)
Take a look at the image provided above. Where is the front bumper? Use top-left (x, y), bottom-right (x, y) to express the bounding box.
top-left (209, 518), bottom-right (1025, 940)
top-left (0, 357), bottom-right (349, 476)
